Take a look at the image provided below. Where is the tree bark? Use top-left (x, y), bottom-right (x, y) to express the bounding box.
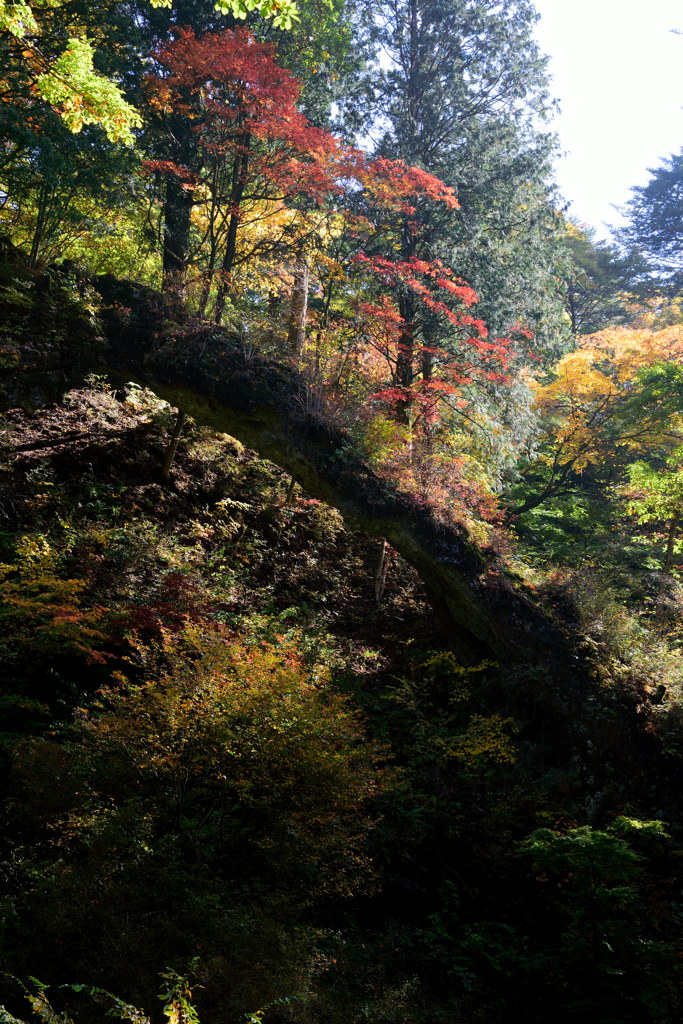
top-left (374, 538), bottom-right (392, 604)
top-left (396, 292), bottom-right (416, 425)
top-left (287, 261), bottom-right (309, 362)
top-left (162, 176), bottom-right (193, 307)
top-left (29, 182), bottom-right (51, 268)
top-left (664, 514), bottom-right (680, 572)
top-left (161, 409), bottom-right (187, 482)
top-left (214, 137), bottom-right (251, 325)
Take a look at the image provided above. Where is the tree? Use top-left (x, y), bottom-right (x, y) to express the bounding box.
top-left (507, 326), bottom-right (683, 519)
top-left (0, 1), bottom-right (142, 142)
top-left (352, 251), bottom-right (508, 410)
top-left (122, 0), bottom-right (364, 305)
top-left (3, 632), bottom-right (385, 1007)
top-left (0, 0), bottom-right (311, 279)
top-left (0, 110), bottom-right (144, 269)
top-left (617, 147), bottom-right (683, 292)
top-left (625, 452), bottom-right (683, 571)
top-left (562, 221), bottom-right (642, 335)
top-left (358, 0), bottom-right (565, 352)
top-left (324, 0), bottom-right (567, 509)
top-left (144, 25), bottom-right (339, 308)
top-left (152, 0), bottom-right (300, 28)
top-left (521, 818), bottom-right (673, 1022)
top-left (364, 0), bottom-right (549, 167)
top-left (0, 0), bottom-right (299, 141)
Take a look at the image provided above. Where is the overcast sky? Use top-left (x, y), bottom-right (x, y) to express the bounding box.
top-left (532, 0), bottom-right (683, 239)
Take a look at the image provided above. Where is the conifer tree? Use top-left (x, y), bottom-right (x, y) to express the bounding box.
top-left (355, 0), bottom-right (565, 350)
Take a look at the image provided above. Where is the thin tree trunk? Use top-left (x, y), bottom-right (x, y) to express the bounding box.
top-left (567, 282), bottom-right (579, 335)
top-left (274, 475), bottom-right (297, 547)
top-left (161, 409), bottom-right (187, 482)
top-left (313, 278), bottom-right (335, 377)
top-left (419, 323), bottom-right (436, 474)
top-left (287, 261), bottom-right (309, 362)
top-left (664, 514), bottom-right (680, 572)
top-left (213, 204), bottom-right (240, 324)
top-left (396, 212), bottom-right (418, 424)
top-left (283, 474), bottom-right (297, 503)
top-left (214, 137), bottom-right (251, 325)
top-left (197, 271), bottom-right (214, 321)
top-left (374, 538), bottom-right (392, 604)
top-left (29, 183), bottom-right (50, 268)
top-left (396, 292), bottom-right (415, 424)
top-left (197, 161), bottom-right (223, 319)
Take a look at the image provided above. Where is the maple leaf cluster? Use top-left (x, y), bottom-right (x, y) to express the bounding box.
top-left (353, 252), bottom-right (512, 365)
top-left (360, 157), bottom-right (460, 216)
top-left (145, 27), bottom-right (339, 203)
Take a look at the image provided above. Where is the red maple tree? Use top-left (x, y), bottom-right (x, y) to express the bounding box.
top-left (145, 25), bottom-right (340, 318)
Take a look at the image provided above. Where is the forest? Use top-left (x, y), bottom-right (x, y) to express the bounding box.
top-left (1, 0), bottom-right (683, 1021)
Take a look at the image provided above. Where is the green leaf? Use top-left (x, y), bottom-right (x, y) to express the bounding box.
top-left (35, 37), bottom-right (142, 144)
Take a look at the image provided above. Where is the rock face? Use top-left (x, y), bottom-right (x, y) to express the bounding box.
top-left (2, 264), bottom-right (570, 665)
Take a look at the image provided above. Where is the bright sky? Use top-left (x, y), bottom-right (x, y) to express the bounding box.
top-left (532, 0), bottom-right (683, 239)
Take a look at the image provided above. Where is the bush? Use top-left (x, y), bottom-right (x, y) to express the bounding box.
top-left (1, 632), bottom-right (387, 1017)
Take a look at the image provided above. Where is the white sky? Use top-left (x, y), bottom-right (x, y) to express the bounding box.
top-left (532, 0), bottom-right (683, 239)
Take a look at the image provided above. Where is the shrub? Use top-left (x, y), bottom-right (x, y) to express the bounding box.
top-left (2, 633), bottom-right (387, 1015)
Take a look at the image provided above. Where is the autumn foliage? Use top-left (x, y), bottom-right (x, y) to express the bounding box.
top-left (145, 26), bottom-right (339, 198)
top-left (136, 23), bottom-right (522, 524)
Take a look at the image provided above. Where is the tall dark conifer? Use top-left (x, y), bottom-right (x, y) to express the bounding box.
top-left (616, 148), bottom-right (683, 293)
top-left (357, 0), bottom-right (565, 354)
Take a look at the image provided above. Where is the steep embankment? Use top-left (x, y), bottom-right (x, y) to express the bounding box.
top-left (2, 256), bottom-right (568, 667)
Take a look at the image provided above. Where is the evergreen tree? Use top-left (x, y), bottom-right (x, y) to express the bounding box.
top-left (562, 221), bottom-right (643, 336)
top-left (357, 0), bottom-right (566, 352)
top-left (616, 147), bottom-right (683, 293)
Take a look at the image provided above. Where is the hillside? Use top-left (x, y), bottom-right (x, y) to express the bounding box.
top-left (1, 256), bottom-right (683, 1024)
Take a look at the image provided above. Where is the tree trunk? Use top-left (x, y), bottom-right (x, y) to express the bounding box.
top-left (197, 272), bottom-right (213, 322)
top-left (197, 160), bottom-right (223, 320)
top-left (161, 409), bottom-right (187, 482)
top-left (396, 292), bottom-right (416, 424)
top-left (214, 137), bottom-right (251, 325)
top-left (664, 514), bottom-right (680, 572)
top-left (29, 183), bottom-right (51, 268)
top-left (159, 98), bottom-right (200, 309)
top-left (567, 281), bottom-right (580, 335)
top-left (287, 261), bottom-right (309, 362)
top-left (418, 323), bottom-right (436, 478)
top-left (162, 177), bottom-right (193, 307)
top-left (374, 538), bottom-right (392, 603)
top-left (274, 475), bottom-right (297, 547)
